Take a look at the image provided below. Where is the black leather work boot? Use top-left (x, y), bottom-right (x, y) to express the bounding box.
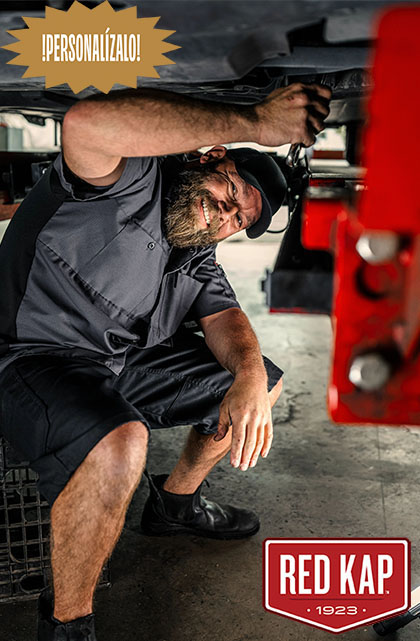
top-left (38, 590), bottom-right (97, 641)
top-left (140, 473), bottom-right (260, 540)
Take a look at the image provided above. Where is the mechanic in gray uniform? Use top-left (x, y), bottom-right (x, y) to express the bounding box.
top-left (0, 82), bottom-right (330, 640)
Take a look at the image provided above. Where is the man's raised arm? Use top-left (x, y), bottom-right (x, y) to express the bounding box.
top-left (61, 84), bottom-right (331, 184)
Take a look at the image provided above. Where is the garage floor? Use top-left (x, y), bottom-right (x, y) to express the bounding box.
top-left (1, 240), bottom-right (419, 641)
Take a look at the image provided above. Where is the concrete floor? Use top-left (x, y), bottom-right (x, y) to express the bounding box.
top-left (1, 240), bottom-right (420, 640)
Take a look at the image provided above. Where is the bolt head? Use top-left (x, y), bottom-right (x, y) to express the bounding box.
top-left (356, 232), bottom-right (399, 264)
top-left (349, 354), bottom-right (391, 391)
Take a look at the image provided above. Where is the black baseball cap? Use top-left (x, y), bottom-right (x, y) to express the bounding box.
top-left (226, 147), bottom-right (287, 239)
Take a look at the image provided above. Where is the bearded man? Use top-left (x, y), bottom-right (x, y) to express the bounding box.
top-left (0, 83), bottom-right (330, 641)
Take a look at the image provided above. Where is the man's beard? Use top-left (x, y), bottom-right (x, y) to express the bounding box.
top-left (164, 166), bottom-right (221, 248)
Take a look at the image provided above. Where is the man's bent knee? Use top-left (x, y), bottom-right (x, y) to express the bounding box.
top-left (98, 420), bottom-right (149, 456)
top-left (92, 420), bottom-right (148, 509)
top-left (55, 420), bottom-right (148, 512)
top-left (90, 420), bottom-right (148, 478)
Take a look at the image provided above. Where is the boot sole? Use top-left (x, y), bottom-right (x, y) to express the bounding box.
top-left (140, 522), bottom-right (260, 540)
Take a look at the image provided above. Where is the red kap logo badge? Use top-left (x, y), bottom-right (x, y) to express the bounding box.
top-left (263, 539), bottom-right (410, 633)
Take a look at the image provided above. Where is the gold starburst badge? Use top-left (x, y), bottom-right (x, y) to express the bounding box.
top-left (2, 1), bottom-right (180, 94)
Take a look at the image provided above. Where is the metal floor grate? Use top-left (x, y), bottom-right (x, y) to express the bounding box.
top-left (0, 438), bottom-right (110, 602)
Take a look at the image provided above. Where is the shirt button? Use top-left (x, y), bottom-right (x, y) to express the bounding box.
top-left (147, 242), bottom-right (156, 250)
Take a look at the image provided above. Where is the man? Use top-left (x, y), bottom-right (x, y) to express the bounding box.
top-left (0, 82), bottom-right (330, 640)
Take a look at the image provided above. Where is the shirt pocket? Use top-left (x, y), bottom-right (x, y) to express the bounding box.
top-left (147, 273), bottom-right (203, 345)
top-left (76, 219), bottom-right (165, 319)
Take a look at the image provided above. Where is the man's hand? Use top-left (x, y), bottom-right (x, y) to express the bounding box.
top-left (255, 82), bottom-right (332, 148)
top-left (215, 374), bottom-right (273, 471)
top-left (201, 308), bottom-right (281, 471)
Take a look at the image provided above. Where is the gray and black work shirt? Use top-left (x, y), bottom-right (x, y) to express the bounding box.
top-left (0, 153), bottom-right (240, 375)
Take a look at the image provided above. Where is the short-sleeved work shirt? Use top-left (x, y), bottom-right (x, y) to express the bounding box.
top-left (0, 153), bottom-right (240, 375)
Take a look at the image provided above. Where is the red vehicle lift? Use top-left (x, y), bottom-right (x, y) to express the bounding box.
top-left (266, 5), bottom-right (420, 427)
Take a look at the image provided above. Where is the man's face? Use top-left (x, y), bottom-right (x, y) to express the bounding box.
top-left (165, 156), bottom-right (262, 249)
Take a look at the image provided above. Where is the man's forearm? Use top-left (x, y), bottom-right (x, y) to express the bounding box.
top-left (63, 89), bottom-right (258, 176)
top-left (202, 308), bottom-right (267, 385)
top-left (203, 308), bottom-right (276, 468)
top-left (62, 83), bottom-right (331, 180)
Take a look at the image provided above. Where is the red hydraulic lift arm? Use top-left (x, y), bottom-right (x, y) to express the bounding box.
top-left (303, 5), bottom-right (420, 425)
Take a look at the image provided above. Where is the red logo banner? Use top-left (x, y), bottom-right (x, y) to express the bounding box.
top-left (264, 539), bottom-right (409, 633)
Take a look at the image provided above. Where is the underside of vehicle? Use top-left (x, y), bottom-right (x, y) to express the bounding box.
top-left (0, 0), bottom-right (390, 201)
